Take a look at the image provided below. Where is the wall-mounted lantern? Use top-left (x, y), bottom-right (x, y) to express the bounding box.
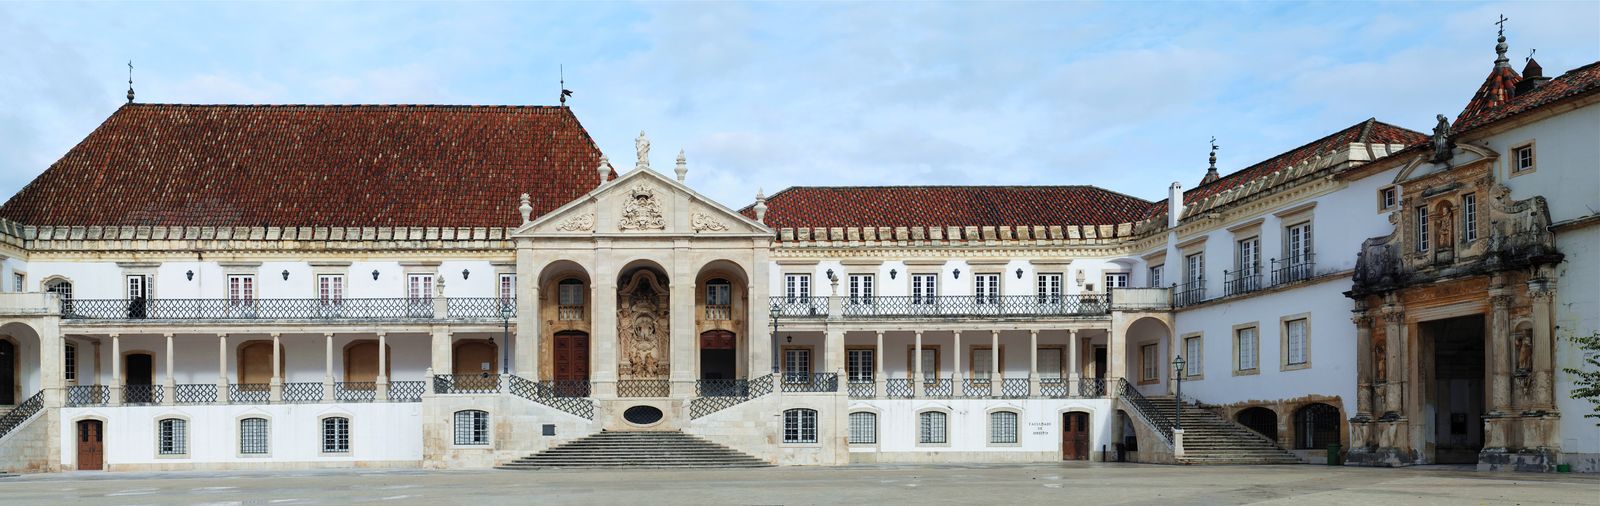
top-left (462, 268), bottom-right (471, 280)
top-left (889, 269), bottom-right (898, 280)
top-left (186, 270), bottom-right (194, 281)
top-left (1016, 268), bottom-right (1024, 279)
top-left (372, 269), bottom-right (381, 281)
top-left (282, 270), bottom-right (290, 281)
top-left (953, 268), bottom-right (961, 279)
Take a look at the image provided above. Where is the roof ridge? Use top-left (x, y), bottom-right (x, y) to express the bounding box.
top-left (127, 103), bottom-right (567, 110)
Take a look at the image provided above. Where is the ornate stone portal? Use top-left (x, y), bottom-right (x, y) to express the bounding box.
top-left (618, 270), bottom-right (670, 379)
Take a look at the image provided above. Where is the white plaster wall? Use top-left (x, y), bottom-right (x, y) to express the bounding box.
top-left (1, 256), bottom-right (26, 292)
top-left (851, 399), bottom-right (1112, 460)
top-left (23, 262), bottom-right (124, 299)
top-left (59, 403), bottom-right (422, 469)
top-left (1486, 101), bottom-right (1600, 224)
top-left (1553, 228), bottom-right (1600, 456)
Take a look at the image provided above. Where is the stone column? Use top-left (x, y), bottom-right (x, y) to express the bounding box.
top-left (1068, 329), bottom-right (1080, 396)
top-left (669, 252), bottom-right (695, 397)
top-left (1487, 284), bottom-right (1513, 414)
top-left (429, 328), bottom-right (452, 376)
top-left (989, 330), bottom-right (1001, 397)
top-left (913, 330), bottom-right (924, 397)
top-left (162, 333), bottom-right (175, 406)
top-left (269, 332), bottom-right (283, 402)
top-left (1107, 316), bottom-right (1126, 397)
top-left (109, 333), bottom-right (121, 406)
top-left (514, 240), bottom-right (538, 378)
top-left (1352, 312), bottom-right (1374, 418)
top-left (217, 333), bottom-right (229, 402)
top-left (952, 330), bottom-right (963, 393)
top-left (376, 332), bottom-right (390, 401)
top-left (323, 332), bottom-right (335, 401)
top-left (874, 330), bottom-right (886, 397)
top-left (1028, 329), bottom-right (1040, 397)
top-left (591, 256), bottom-right (618, 398)
top-left (1529, 280), bottom-right (1556, 410)
top-left (1380, 302), bottom-right (1405, 416)
top-left (825, 326), bottom-right (845, 393)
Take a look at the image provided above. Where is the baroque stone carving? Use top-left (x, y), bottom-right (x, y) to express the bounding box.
top-left (691, 213), bottom-right (729, 232)
top-left (618, 270), bottom-right (669, 379)
top-left (1429, 114), bottom-right (1454, 163)
top-left (619, 185), bottom-right (666, 231)
top-left (555, 213), bottom-right (594, 232)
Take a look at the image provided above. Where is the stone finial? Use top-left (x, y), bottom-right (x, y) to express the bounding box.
top-left (753, 188), bottom-right (768, 222)
top-left (1494, 14), bottom-right (1511, 68)
top-left (1201, 137), bottom-right (1221, 185)
top-left (597, 155), bottom-right (612, 187)
top-left (518, 193), bottom-right (533, 224)
top-left (635, 131), bottom-right (651, 170)
top-left (675, 149), bottom-right (687, 182)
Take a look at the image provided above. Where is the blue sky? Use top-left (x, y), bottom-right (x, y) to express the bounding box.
top-left (2, 1), bottom-right (1596, 208)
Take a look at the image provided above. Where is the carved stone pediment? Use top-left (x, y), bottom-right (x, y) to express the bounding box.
top-left (521, 166), bottom-right (771, 237)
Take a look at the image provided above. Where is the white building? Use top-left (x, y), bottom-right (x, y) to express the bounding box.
top-left (0, 31), bottom-right (1595, 473)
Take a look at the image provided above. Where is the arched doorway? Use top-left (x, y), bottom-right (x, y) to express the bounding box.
top-left (1123, 316), bottom-right (1172, 394)
top-left (1236, 407), bottom-right (1279, 441)
top-left (0, 338), bottom-right (15, 405)
top-left (1062, 411), bottom-right (1090, 461)
top-left (453, 339), bottom-right (499, 376)
top-left (1294, 403), bottom-right (1341, 451)
top-left (343, 340), bottom-right (391, 383)
top-left (539, 260), bottom-right (592, 385)
top-left (236, 341), bottom-right (282, 385)
top-left (1116, 410), bottom-right (1138, 461)
top-left (700, 330), bottom-right (737, 381)
top-left (617, 264), bottom-right (669, 380)
top-left (124, 352), bottom-right (154, 403)
top-left (76, 419), bottom-right (104, 470)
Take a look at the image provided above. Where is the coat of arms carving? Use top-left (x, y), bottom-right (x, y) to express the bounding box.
top-left (619, 185), bottom-right (666, 231)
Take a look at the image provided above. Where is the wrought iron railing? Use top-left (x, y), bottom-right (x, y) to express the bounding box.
top-left (389, 381), bottom-right (425, 402)
top-left (1040, 378), bottom-right (1067, 398)
top-left (922, 378), bottom-right (953, 398)
top-left (435, 374), bottom-right (502, 394)
top-left (704, 304), bottom-right (732, 321)
top-left (962, 379), bottom-right (993, 397)
top-left (557, 305), bottom-right (585, 321)
top-left (1117, 378), bottom-right (1174, 445)
top-left (838, 295), bottom-right (1109, 318)
top-left (231, 383), bottom-right (270, 404)
top-left (1271, 254), bottom-right (1316, 286)
top-left (884, 378), bottom-right (914, 398)
top-left (617, 379), bottom-right (671, 397)
top-left (1224, 267), bottom-right (1263, 297)
top-left (1173, 280), bottom-right (1206, 307)
top-left (847, 380), bottom-right (875, 398)
top-left (66, 385), bottom-right (109, 406)
top-left (1079, 377), bottom-right (1107, 397)
top-left (507, 375), bottom-right (595, 419)
top-left (335, 382), bottom-right (376, 402)
top-left (123, 384), bottom-right (163, 405)
top-left (0, 391), bottom-right (44, 441)
top-left (688, 374), bottom-right (774, 419)
top-left (174, 384), bottom-right (219, 404)
top-left (696, 379), bottom-right (749, 397)
top-left (446, 298), bottom-right (516, 319)
top-left (1001, 378), bottom-right (1030, 398)
top-left (769, 297), bottom-right (827, 318)
top-left (282, 382), bottom-right (324, 403)
top-left (781, 372), bottom-right (838, 393)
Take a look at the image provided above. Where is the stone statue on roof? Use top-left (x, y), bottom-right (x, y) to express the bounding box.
top-left (1430, 114), bottom-right (1454, 163)
top-left (635, 131), bottom-right (651, 170)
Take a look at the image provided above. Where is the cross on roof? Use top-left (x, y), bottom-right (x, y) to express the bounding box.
top-left (1496, 14), bottom-right (1509, 35)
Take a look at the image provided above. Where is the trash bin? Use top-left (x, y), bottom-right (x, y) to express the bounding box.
top-left (1327, 443), bottom-right (1342, 465)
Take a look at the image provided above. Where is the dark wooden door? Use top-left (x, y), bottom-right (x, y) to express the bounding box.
top-left (0, 339), bottom-right (14, 405)
top-left (77, 420), bottom-right (104, 471)
top-left (699, 330), bottom-right (737, 380)
top-left (1063, 412), bottom-right (1090, 461)
top-left (553, 331), bottom-right (590, 396)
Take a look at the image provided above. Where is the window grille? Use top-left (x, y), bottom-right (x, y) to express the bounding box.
top-left (848, 412), bottom-right (876, 444)
top-left (240, 417), bottom-right (268, 454)
top-left (919, 411), bottom-right (947, 444)
top-left (322, 417), bottom-right (350, 453)
top-left (158, 418), bottom-right (186, 455)
top-left (990, 411), bottom-right (1018, 444)
top-left (454, 410), bottom-right (490, 445)
top-left (783, 409), bottom-right (817, 443)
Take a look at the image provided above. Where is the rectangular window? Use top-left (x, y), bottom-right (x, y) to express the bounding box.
top-left (784, 409), bottom-right (817, 443)
top-left (558, 281), bottom-right (584, 305)
top-left (1141, 343), bottom-right (1159, 382)
top-left (454, 410), bottom-right (490, 446)
top-left (1037, 273), bottom-right (1063, 303)
top-left (1286, 222), bottom-right (1313, 264)
top-left (913, 348), bottom-right (940, 382)
top-left (407, 274), bottom-right (434, 302)
top-left (971, 347), bottom-right (995, 380)
top-left (1380, 187), bottom-right (1398, 211)
top-left (784, 274), bottom-right (811, 301)
top-left (1037, 348), bottom-right (1063, 379)
top-left (1286, 319), bottom-right (1309, 366)
top-left (1416, 206), bottom-right (1430, 251)
top-left (1103, 273), bottom-right (1128, 290)
top-left (847, 349), bottom-right (874, 382)
top-left (848, 274), bottom-right (874, 304)
top-left (239, 418), bottom-right (268, 455)
top-left (1237, 237), bottom-right (1260, 273)
top-left (228, 275), bottom-right (255, 305)
top-left (1184, 336), bottom-right (1202, 378)
top-left (911, 274), bottom-right (938, 304)
top-left (64, 342), bottom-right (77, 382)
top-left (706, 283), bottom-right (731, 306)
top-left (10, 273), bottom-right (21, 292)
top-left (974, 273), bottom-right (1000, 304)
top-left (848, 412), bottom-right (876, 444)
top-left (1513, 144), bottom-right (1535, 173)
top-left (322, 417), bottom-right (350, 453)
top-left (498, 274), bottom-right (516, 303)
top-left (919, 411), bottom-right (947, 444)
top-left (1463, 193), bottom-right (1478, 242)
top-left (158, 419), bottom-right (187, 455)
top-left (1236, 327), bottom-right (1259, 372)
top-left (318, 275), bottom-right (345, 305)
top-left (783, 348), bottom-right (812, 379)
top-left (126, 274), bottom-right (148, 299)
top-left (1148, 265), bottom-right (1164, 287)
top-left (1185, 253), bottom-right (1204, 284)
top-left (990, 411), bottom-right (1018, 444)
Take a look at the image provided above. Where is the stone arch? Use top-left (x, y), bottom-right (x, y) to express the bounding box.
top-left (342, 340), bottom-right (391, 383)
top-left (0, 321), bottom-right (42, 405)
top-left (452, 339), bottom-right (499, 376)
top-left (1292, 402), bottom-right (1341, 450)
top-left (618, 260), bottom-right (670, 380)
top-left (539, 259), bottom-right (593, 382)
top-left (1235, 406), bottom-right (1279, 442)
top-left (697, 259), bottom-right (750, 380)
top-left (1059, 406), bottom-right (1098, 461)
top-left (235, 340), bottom-right (284, 386)
top-left (1123, 316), bottom-right (1173, 394)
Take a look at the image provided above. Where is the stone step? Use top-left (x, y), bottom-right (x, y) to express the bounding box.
top-left (501, 430), bottom-right (772, 469)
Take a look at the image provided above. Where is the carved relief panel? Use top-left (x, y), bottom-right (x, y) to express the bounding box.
top-left (618, 270), bottom-right (670, 379)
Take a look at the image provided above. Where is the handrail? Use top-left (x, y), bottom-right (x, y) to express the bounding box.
top-left (1116, 378), bottom-right (1174, 446)
top-left (689, 374), bottom-right (775, 419)
top-left (0, 391), bottom-right (44, 440)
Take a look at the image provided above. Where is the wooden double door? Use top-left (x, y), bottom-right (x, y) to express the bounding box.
top-left (1063, 412), bottom-right (1090, 461)
top-left (553, 331), bottom-right (590, 396)
top-left (77, 420), bottom-right (104, 470)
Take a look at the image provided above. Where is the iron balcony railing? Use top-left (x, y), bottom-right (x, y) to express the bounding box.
top-left (66, 385), bottom-right (109, 406)
top-left (884, 378), bottom-right (914, 398)
top-left (922, 378), bottom-right (954, 398)
top-left (123, 384), bottom-right (163, 405)
top-left (507, 375), bottom-right (595, 419)
top-left (1270, 253), bottom-right (1316, 286)
top-left (434, 374), bottom-right (502, 395)
top-left (389, 381), bottom-right (426, 402)
top-left (781, 372), bottom-right (838, 393)
top-left (696, 379), bottom-right (749, 397)
top-left (771, 297), bottom-right (827, 318)
top-left (1079, 377), bottom-right (1107, 397)
top-left (962, 378), bottom-right (993, 397)
top-left (60, 297), bottom-right (516, 321)
top-left (617, 379), bottom-right (671, 398)
top-left (1223, 267), bottom-right (1263, 297)
top-left (838, 295), bottom-right (1110, 318)
top-left (688, 374), bottom-right (774, 419)
top-left (1173, 279), bottom-right (1207, 307)
top-left (282, 382), bottom-right (324, 403)
top-left (847, 380), bottom-right (875, 398)
top-left (230, 383), bottom-right (270, 404)
top-left (173, 384), bottom-right (218, 404)
top-left (1001, 378), bottom-right (1030, 398)
top-left (1040, 378), bottom-right (1068, 398)
top-left (335, 382), bottom-right (376, 402)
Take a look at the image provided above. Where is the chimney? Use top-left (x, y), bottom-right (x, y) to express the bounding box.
top-left (1167, 182), bottom-right (1184, 229)
top-left (1515, 57), bottom-right (1550, 96)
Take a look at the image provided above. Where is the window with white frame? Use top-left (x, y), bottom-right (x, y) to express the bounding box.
top-left (1462, 193), bottom-right (1478, 242)
top-left (706, 280), bottom-right (731, 306)
top-left (498, 273), bottom-right (516, 303)
top-left (407, 274), bottom-right (434, 302)
top-left (10, 273), bottom-right (21, 292)
top-left (848, 411), bottom-right (876, 444)
top-left (453, 410), bottom-right (490, 446)
top-left (1236, 327), bottom-right (1259, 372)
top-left (1237, 237), bottom-right (1260, 274)
top-left (848, 274), bottom-right (874, 304)
top-left (1415, 206), bottom-right (1430, 251)
top-left (1286, 318), bottom-right (1309, 366)
top-left (783, 348), bottom-right (812, 380)
top-left (1037, 348), bottom-right (1063, 379)
top-left (126, 274), bottom-right (149, 299)
top-left (1141, 343), bottom-right (1159, 382)
top-left (974, 273), bottom-right (1000, 304)
top-left (990, 411), bottom-right (1019, 444)
top-left (783, 408), bottom-right (817, 443)
top-left (1104, 272), bottom-right (1128, 290)
top-left (1037, 273), bottom-right (1063, 303)
top-left (1185, 253), bottom-right (1204, 284)
top-left (228, 274), bottom-right (255, 306)
top-left (322, 417), bottom-right (350, 453)
top-left (911, 274), bottom-right (937, 304)
top-left (318, 274), bottom-right (345, 305)
top-left (1184, 336), bottom-right (1202, 378)
top-left (240, 417), bottom-right (268, 455)
top-left (64, 342), bottom-right (77, 382)
top-left (915, 348), bottom-right (939, 382)
top-left (1512, 143), bottom-right (1535, 173)
top-left (784, 274), bottom-right (811, 302)
top-left (919, 411), bottom-right (948, 444)
top-left (846, 349), bottom-right (874, 382)
top-left (1379, 186), bottom-right (1399, 211)
top-left (158, 418), bottom-right (187, 455)
top-left (1285, 222), bottom-right (1313, 265)
top-left (971, 347), bottom-right (995, 380)
top-left (1148, 265), bottom-right (1164, 287)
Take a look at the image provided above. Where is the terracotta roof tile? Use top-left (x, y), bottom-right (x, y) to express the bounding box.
top-left (1454, 60), bottom-right (1600, 134)
top-left (1455, 64), bottom-right (1523, 127)
top-left (0, 104), bottom-right (612, 228)
top-left (742, 185), bottom-right (1153, 230)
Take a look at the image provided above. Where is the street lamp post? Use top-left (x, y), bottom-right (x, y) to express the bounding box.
top-left (1172, 355), bottom-right (1187, 432)
top-left (500, 303), bottom-right (513, 376)
top-left (769, 303), bottom-right (781, 375)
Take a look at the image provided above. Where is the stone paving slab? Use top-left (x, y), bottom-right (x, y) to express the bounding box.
top-left (0, 463), bottom-right (1595, 505)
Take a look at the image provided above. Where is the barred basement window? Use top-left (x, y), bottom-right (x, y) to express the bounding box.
top-left (783, 408), bottom-right (817, 443)
top-left (454, 410), bottom-right (490, 445)
top-left (322, 417), bottom-right (350, 453)
top-left (848, 411), bottom-right (876, 444)
top-left (158, 418), bottom-right (187, 455)
top-left (989, 411), bottom-right (1018, 444)
top-left (919, 411), bottom-right (947, 444)
top-left (240, 417), bottom-right (269, 455)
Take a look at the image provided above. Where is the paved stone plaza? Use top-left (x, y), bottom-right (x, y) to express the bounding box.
top-left (1, 463), bottom-right (1596, 505)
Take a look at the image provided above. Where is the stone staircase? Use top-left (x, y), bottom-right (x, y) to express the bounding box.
top-left (1146, 396), bottom-right (1302, 465)
top-left (498, 431), bottom-right (772, 469)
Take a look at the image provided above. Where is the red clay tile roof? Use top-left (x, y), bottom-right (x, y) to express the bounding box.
top-left (0, 104), bottom-right (612, 228)
top-left (741, 185), bottom-right (1153, 230)
top-left (1455, 64), bottom-right (1523, 127)
top-left (1454, 60), bottom-right (1600, 135)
